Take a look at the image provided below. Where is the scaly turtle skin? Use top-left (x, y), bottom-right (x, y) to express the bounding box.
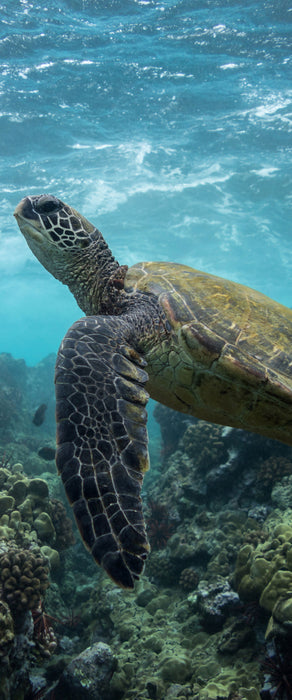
top-left (14, 194), bottom-right (292, 588)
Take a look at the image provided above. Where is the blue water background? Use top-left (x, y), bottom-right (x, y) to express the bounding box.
top-left (0, 0), bottom-right (291, 366)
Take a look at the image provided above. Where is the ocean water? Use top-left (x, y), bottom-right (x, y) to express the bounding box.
top-left (0, 0), bottom-right (291, 365)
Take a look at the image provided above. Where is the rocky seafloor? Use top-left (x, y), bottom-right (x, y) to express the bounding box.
top-left (1, 351), bottom-right (292, 700)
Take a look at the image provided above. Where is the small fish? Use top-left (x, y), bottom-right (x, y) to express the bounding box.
top-left (38, 446), bottom-right (56, 461)
top-left (32, 403), bottom-right (47, 426)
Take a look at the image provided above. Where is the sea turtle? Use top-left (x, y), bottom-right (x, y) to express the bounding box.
top-left (14, 194), bottom-right (292, 588)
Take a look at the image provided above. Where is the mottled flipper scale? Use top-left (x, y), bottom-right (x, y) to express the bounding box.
top-left (55, 315), bottom-right (150, 588)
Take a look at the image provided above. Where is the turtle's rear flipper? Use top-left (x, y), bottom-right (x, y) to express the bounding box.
top-left (55, 315), bottom-right (150, 589)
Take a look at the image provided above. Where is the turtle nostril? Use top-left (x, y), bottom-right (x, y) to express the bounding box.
top-left (34, 194), bottom-right (62, 215)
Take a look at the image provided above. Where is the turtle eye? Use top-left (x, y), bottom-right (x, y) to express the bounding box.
top-left (34, 195), bottom-right (62, 215)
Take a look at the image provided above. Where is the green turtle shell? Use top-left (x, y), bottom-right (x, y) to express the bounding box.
top-left (124, 261), bottom-right (292, 444)
top-left (14, 193), bottom-right (292, 588)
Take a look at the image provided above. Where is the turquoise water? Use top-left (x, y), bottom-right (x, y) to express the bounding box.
top-left (0, 0), bottom-right (291, 365)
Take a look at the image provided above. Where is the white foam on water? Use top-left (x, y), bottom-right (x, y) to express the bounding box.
top-left (70, 143), bottom-right (113, 151)
top-left (35, 61), bottom-right (55, 71)
top-left (117, 140), bottom-right (152, 166)
top-left (213, 24), bottom-right (227, 32)
top-left (129, 169), bottom-right (232, 196)
top-left (220, 63), bottom-right (240, 70)
top-left (82, 158), bottom-right (233, 219)
top-left (252, 167), bottom-right (279, 177)
top-left (242, 94), bottom-right (292, 126)
top-left (84, 181), bottom-right (129, 216)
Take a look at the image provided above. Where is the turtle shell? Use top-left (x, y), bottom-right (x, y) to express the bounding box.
top-left (124, 261), bottom-right (292, 444)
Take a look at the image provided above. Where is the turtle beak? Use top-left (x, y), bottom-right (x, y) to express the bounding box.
top-left (14, 196), bottom-right (39, 221)
top-left (14, 197), bottom-right (43, 242)
top-left (13, 199), bottom-right (25, 218)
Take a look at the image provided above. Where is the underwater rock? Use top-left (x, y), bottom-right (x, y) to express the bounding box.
top-left (196, 577), bottom-right (240, 631)
top-left (54, 641), bottom-right (117, 700)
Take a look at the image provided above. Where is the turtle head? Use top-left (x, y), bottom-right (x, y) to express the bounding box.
top-left (14, 194), bottom-right (97, 262)
top-left (14, 194), bottom-right (119, 314)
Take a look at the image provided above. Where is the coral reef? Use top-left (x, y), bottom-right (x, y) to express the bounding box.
top-left (1, 350), bottom-right (292, 699)
top-left (0, 600), bottom-right (14, 657)
top-left (31, 600), bottom-right (58, 657)
top-left (179, 567), bottom-right (199, 591)
top-left (255, 456), bottom-right (292, 497)
top-left (153, 404), bottom-right (191, 462)
top-left (49, 498), bottom-right (76, 550)
top-left (146, 499), bottom-right (176, 550)
top-left (0, 459), bottom-right (74, 569)
top-left (234, 512), bottom-right (292, 642)
top-left (182, 420), bottom-right (228, 469)
top-left (0, 548), bottom-right (50, 616)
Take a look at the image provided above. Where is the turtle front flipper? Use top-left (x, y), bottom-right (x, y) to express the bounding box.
top-left (55, 316), bottom-right (150, 589)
